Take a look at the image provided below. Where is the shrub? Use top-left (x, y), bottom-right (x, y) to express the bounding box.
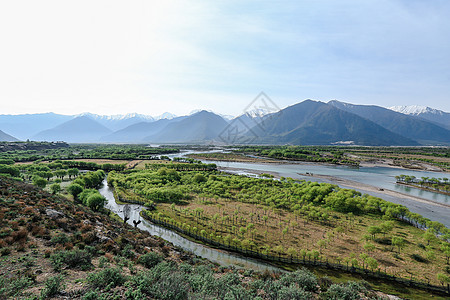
top-left (278, 268), bottom-right (318, 292)
top-left (278, 285), bottom-right (312, 300)
top-left (67, 183), bottom-right (83, 201)
top-left (87, 267), bottom-right (126, 288)
top-left (51, 233), bottom-right (69, 245)
top-left (0, 275), bottom-right (32, 298)
top-left (83, 289), bottom-right (107, 300)
top-left (50, 249), bottom-right (92, 271)
top-left (86, 193), bottom-right (106, 212)
top-left (138, 252), bottom-right (163, 269)
top-left (0, 247), bottom-right (11, 256)
top-left (121, 244), bottom-right (135, 259)
top-left (32, 176), bottom-right (47, 189)
top-left (50, 183), bottom-right (61, 194)
top-left (324, 281), bottom-right (366, 300)
top-left (40, 274), bottom-right (65, 298)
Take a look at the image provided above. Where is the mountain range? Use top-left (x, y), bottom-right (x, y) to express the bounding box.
top-left (388, 105), bottom-right (450, 130)
top-left (329, 101), bottom-right (450, 145)
top-left (1, 101), bottom-right (449, 145)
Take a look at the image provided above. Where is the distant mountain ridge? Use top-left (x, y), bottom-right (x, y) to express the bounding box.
top-left (329, 100), bottom-right (450, 145)
top-left (0, 112), bottom-right (180, 140)
top-left (2, 101), bottom-right (450, 145)
top-left (101, 117), bottom-right (186, 143)
top-left (32, 116), bottom-right (112, 143)
top-left (144, 111), bottom-right (228, 143)
top-left (247, 100), bottom-right (418, 146)
top-left (388, 105), bottom-right (450, 130)
top-left (0, 129), bottom-right (19, 142)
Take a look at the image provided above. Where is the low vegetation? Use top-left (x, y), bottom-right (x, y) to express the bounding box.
top-left (108, 166), bottom-right (450, 288)
top-left (0, 175), bottom-right (405, 299)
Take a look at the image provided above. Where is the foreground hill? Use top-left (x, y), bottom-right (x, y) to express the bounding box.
top-left (0, 176), bottom-right (400, 299)
top-left (0, 129), bottom-right (19, 142)
top-left (249, 100), bottom-right (417, 146)
top-left (32, 116), bottom-right (112, 143)
top-left (329, 101), bottom-right (450, 145)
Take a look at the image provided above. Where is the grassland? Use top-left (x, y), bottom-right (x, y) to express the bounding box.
top-left (108, 167), bottom-right (450, 288)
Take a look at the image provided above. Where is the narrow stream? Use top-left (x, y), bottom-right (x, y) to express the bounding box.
top-left (98, 179), bottom-right (281, 272)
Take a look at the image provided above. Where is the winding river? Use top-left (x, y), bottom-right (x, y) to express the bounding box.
top-left (100, 150), bottom-right (449, 271)
top-left (99, 179), bottom-right (281, 272)
top-left (164, 151), bottom-right (450, 227)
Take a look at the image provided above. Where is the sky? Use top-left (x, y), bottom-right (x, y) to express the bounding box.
top-left (0, 0), bottom-right (449, 117)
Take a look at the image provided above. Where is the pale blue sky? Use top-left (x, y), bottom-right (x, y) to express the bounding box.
top-left (0, 0), bottom-right (449, 116)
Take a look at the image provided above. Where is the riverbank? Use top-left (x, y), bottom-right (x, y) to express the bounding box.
top-left (301, 173), bottom-right (450, 209)
top-left (188, 149), bottom-right (449, 173)
top-left (395, 181), bottom-right (450, 196)
top-left (220, 165), bottom-right (450, 210)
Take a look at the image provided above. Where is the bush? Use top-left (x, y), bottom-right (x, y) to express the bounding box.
top-left (131, 269), bottom-right (188, 300)
top-left (0, 275), bottom-right (32, 299)
top-left (0, 247), bottom-right (11, 256)
top-left (278, 285), bottom-right (311, 300)
top-left (138, 252), bottom-right (163, 269)
top-left (324, 281), bottom-right (366, 300)
top-left (50, 249), bottom-right (92, 271)
top-left (40, 274), bottom-right (65, 298)
top-left (67, 183), bottom-right (83, 200)
top-left (51, 233), bottom-right (69, 245)
top-left (121, 244), bottom-right (135, 259)
top-left (87, 267), bottom-right (126, 288)
top-left (86, 193), bottom-right (106, 212)
top-left (278, 268), bottom-right (318, 292)
top-left (50, 183), bottom-right (61, 194)
top-left (83, 289), bottom-right (107, 300)
top-left (32, 176), bottom-right (47, 189)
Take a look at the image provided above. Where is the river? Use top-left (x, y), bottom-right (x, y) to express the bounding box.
top-left (99, 179), bottom-right (281, 272)
top-left (100, 150), bottom-right (450, 271)
top-left (164, 150), bottom-right (450, 227)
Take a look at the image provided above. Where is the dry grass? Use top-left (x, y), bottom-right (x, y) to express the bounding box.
top-left (154, 195), bottom-right (447, 285)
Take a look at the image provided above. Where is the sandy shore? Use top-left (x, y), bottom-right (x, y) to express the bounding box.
top-left (194, 153), bottom-right (447, 173)
top-left (298, 172), bottom-right (450, 209)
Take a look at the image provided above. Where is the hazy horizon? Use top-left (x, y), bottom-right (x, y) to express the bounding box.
top-left (0, 100), bottom-right (449, 119)
top-left (1, 1), bottom-right (449, 116)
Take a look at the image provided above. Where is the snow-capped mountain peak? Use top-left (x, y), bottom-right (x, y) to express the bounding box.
top-left (388, 105), bottom-right (444, 116)
top-left (154, 112), bottom-right (177, 120)
top-left (77, 112), bottom-right (155, 121)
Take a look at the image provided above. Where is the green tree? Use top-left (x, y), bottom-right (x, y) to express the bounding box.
top-left (366, 257), bottom-right (378, 272)
top-left (437, 273), bottom-right (450, 287)
top-left (380, 221), bottom-right (394, 237)
top-left (423, 230), bottom-right (436, 245)
top-left (367, 226), bottom-right (382, 240)
top-left (67, 168), bottom-right (79, 179)
top-left (67, 183), bottom-right (83, 201)
top-left (86, 193), bottom-right (106, 211)
top-left (363, 242), bottom-right (375, 252)
top-left (50, 183), bottom-right (61, 194)
top-left (391, 236), bottom-right (406, 253)
top-left (32, 176), bottom-right (47, 189)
